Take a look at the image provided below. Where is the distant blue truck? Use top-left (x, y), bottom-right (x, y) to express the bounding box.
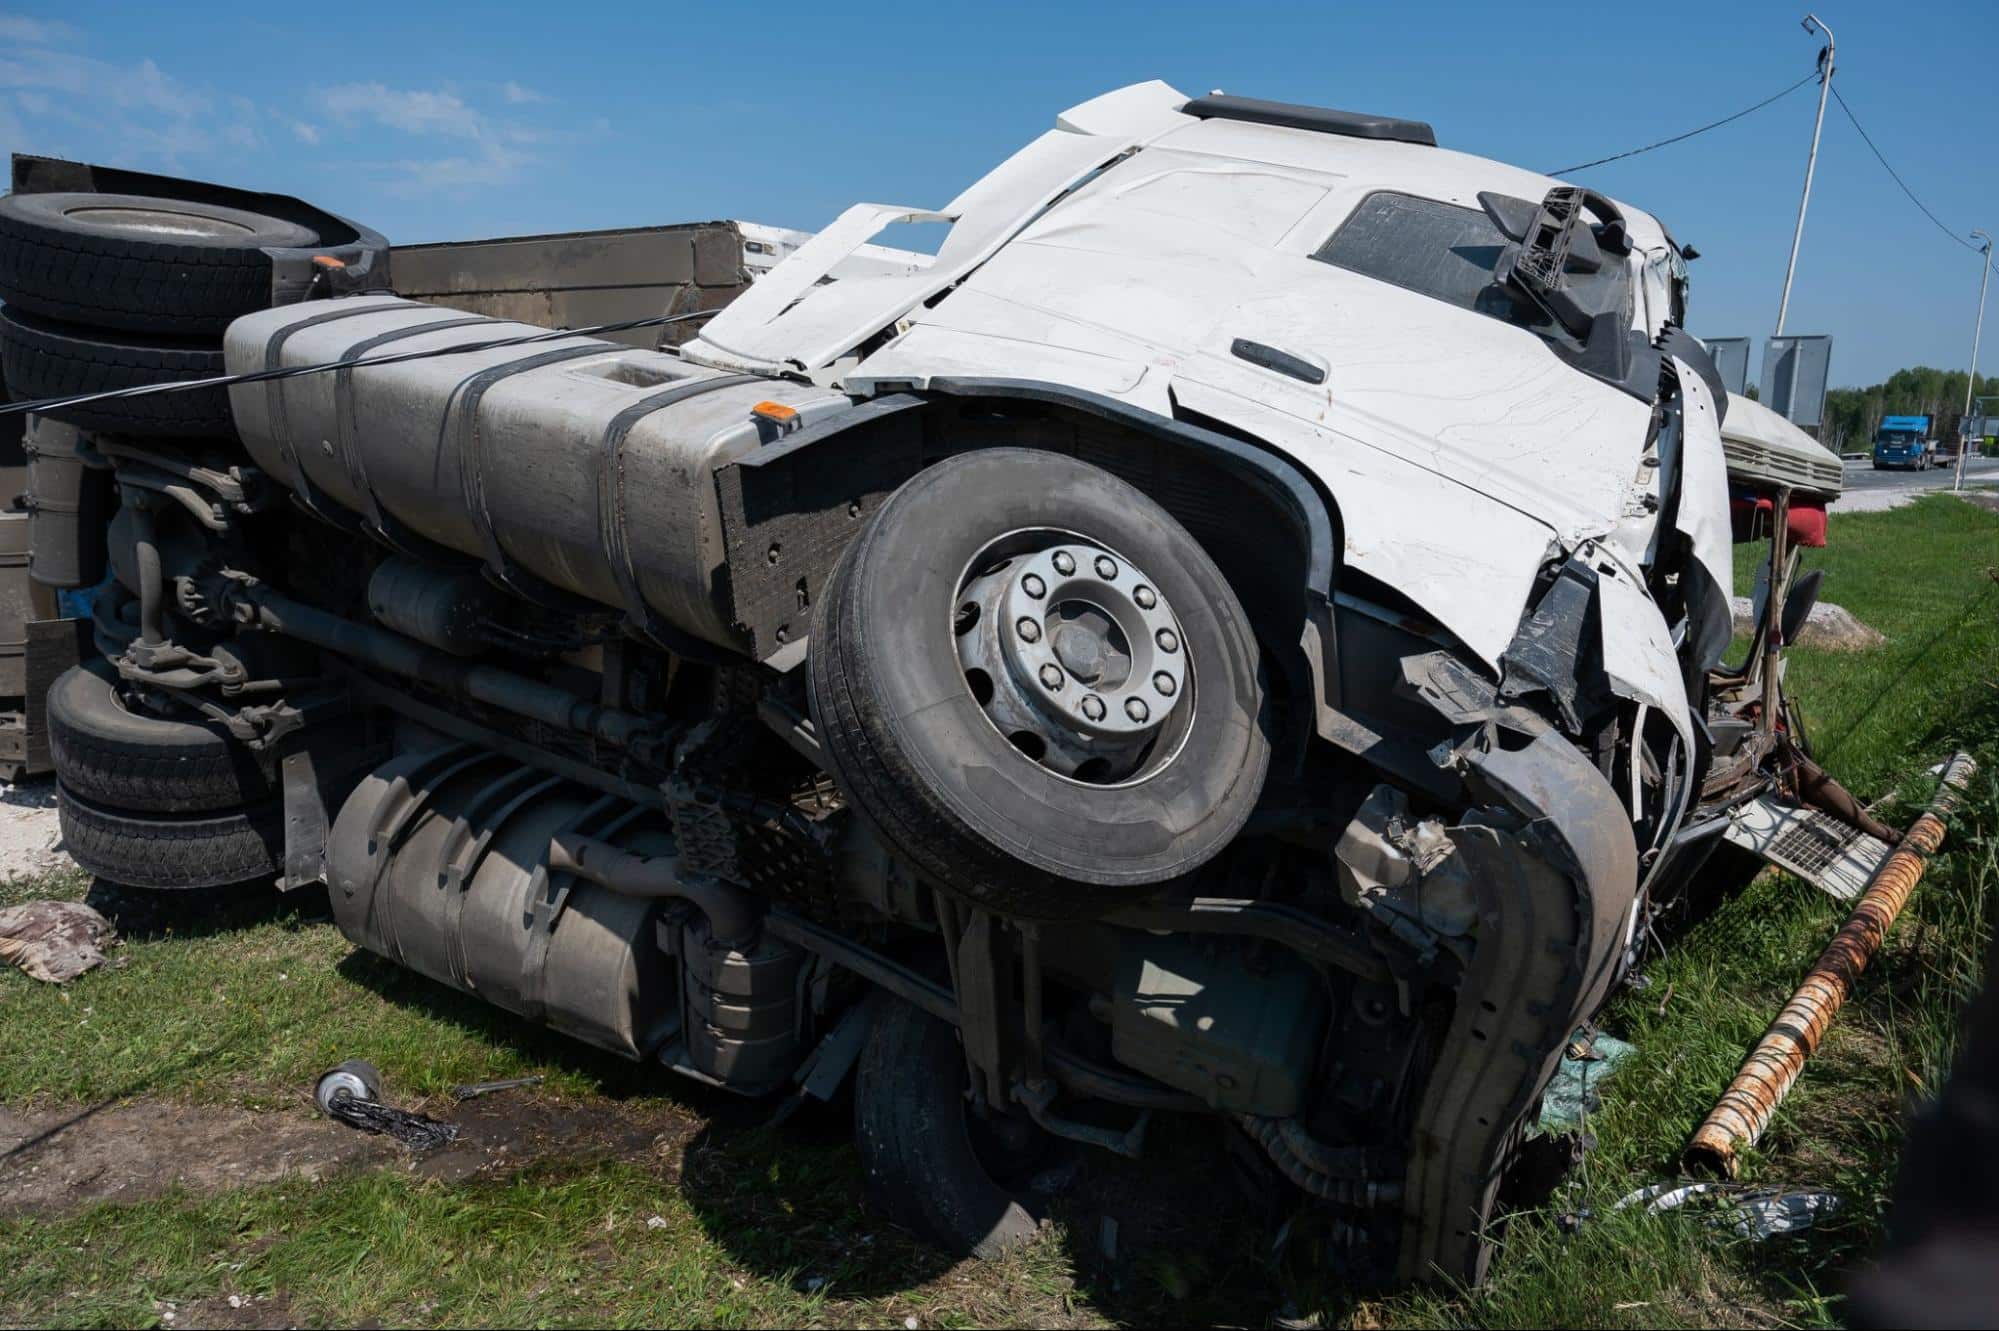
top-left (1873, 414), bottom-right (1937, 470)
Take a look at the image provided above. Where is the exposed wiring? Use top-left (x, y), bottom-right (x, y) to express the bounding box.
top-left (0, 306), bottom-right (721, 420)
top-left (1829, 82), bottom-right (1996, 269)
top-left (1546, 69), bottom-right (1819, 177)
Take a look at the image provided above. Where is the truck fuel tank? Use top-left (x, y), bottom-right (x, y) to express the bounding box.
top-left (224, 296), bottom-right (850, 653)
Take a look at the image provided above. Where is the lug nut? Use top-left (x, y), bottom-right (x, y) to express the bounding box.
top-left (1134, 585), bottom-right (1156, 609)
top-left (1016, 617), bottom-right (1041, 643)
top-left (1022, 573), bottom-right (1047, 599)
top-left (1125, 697), bottom-right (1150, 723)
top-left (1156, 628), bottom-right (1179, 653)
top-left (1052, 550), bottom-right (1076, 576)
top-left (1153, 671), bottom-right (1176, 697)
top-left (1039, 664), bottom-right (1064, 690)
top-left (1081, 694), bottom-right (1106, 721)
top-left (1095, 555), bottom-right (1119, 579)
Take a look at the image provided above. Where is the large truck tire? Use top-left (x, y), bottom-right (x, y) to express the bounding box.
top-left (0, 192), bottom-right (316, 337)
top-left (58, 786), bottom-right (283, 890)
top-left (853, 997), bottom-right (1041, 1259)
top-left (808, 448), bottom-right (1269, 920)
top-left (48, 659), bottom-right (272, 813)
top-left (0, 307), bottom-right (232, 436)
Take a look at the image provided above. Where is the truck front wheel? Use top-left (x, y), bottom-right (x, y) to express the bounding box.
top-left (852, 997), bottom-right (1042, 1259)
top-left (807, 448), bottom-right (1269, 920)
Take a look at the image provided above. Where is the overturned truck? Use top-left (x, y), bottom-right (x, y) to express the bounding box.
top-left (2, 82), bottom-right (1833, 1285)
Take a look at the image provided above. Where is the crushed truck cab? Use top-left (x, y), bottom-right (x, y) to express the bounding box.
top-left (3, 80), bottom-right (1821, 1289)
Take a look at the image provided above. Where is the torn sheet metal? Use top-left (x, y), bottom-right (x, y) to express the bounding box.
top-left (1615, 1181), bottom-right (1843, 1239)
top-left (1668, 357), bottom-right (1737, 671)
top-left (1722, 796), bottom-right (1893, 902)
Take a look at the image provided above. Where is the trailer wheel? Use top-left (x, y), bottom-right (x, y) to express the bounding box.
top-left (58, 785), bottom-right (283, 890)
top-left (853, 997), bottom-right (1041, 1259)
top-left (0, 307), bottom-right (234, 437)
top-left (0, 192), bottom-right (316, 336)
top-left (49, 659), bottom-right (273, 813)
top-left (808, 448), bottom-right (1268, 919)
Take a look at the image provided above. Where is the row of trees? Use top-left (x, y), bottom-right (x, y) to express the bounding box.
top-left (1808, 367), bottom-right (1999, 453)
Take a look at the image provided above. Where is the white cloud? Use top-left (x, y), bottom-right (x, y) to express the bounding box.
top-left (0, 15), bottom-right (76, 45)
top-left (290, 120), bottom-right (320, 145)
top-left (309, 78), bottom-right (587, 193)
top-left (378, 139), bottom-right (533, 195)
top-left (0, 26), bottom-right (226, 166)
top-left (315, 82), bottom-right (485, 139)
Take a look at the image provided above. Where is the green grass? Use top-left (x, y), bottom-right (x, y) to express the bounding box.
top-left (4, 494), bottom-right (1998, 1329)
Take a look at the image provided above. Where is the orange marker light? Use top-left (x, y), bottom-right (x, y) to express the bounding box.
top-left (752, 401), bottom-right (800, 428)
top-left (311, 254), bottom-right (348, 270)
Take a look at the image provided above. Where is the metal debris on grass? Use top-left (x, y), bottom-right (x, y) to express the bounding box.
top-left (450, 1074), bottom-right (544, 1101)
top-left (0, 900), bottom-right (116, 982)
top-left (1615, 1180), bottom-right (1843, 1239)
top-left (315, 1058), bottom-right (460, 1151)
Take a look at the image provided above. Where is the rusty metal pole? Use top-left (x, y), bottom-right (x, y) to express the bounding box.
top-left (1685, 752), bottom-right (1978, 1177)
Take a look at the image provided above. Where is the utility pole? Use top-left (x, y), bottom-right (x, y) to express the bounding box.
top-left (1955, 231), bottom-right (1992, 493)
top-left (1775, 14), bottom-right (1835, 336)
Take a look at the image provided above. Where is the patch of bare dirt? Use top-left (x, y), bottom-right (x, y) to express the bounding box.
top-left (0, 1099), bottom-right (400, 1214)
top-left (0, 778), bottom-right (68, 884)
top-left (0, 1092), bottom-right (701, 1216)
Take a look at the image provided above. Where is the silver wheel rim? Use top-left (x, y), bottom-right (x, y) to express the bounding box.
top-left (314, 1068), bottom-right (375, 1115)
top-left (954, 529), bottom-right (1191, 786)
top-left (63, 204), bottom-right (258, 240)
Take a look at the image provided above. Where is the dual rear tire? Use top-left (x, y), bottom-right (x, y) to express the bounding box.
top-left (49, 659), bottom-right (281, 890)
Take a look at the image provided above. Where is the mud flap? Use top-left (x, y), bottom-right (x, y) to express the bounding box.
top-left (1396, 731), bottom-right (1636, 1285)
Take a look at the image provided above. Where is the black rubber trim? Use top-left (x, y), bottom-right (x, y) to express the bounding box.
top-left (1181, 95), bottom-right (1437, 147)
top-left (1230, 337), bottom-right (1326, 385)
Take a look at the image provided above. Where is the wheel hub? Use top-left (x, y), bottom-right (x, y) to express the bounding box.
top-left (955, 537), bottom-right (1189, 783)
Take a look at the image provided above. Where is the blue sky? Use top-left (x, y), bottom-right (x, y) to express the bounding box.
top-left (0, 1), bottom-right (1992, 386)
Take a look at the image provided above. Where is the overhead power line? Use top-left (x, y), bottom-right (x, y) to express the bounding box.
top-left (0, 307), bottom-right (719, 420)
top-left (1828, 81), bottom-right (1991, 262)
top-left (1546, 69), bottom-right (1820, 177)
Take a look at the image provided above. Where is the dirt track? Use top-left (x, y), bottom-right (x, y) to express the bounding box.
top-left (0, 1093), bottom-right (700, 1217)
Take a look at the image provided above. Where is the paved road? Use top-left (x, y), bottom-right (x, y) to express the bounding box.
top-left (1832, 456), bottom-right (1999, 511)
